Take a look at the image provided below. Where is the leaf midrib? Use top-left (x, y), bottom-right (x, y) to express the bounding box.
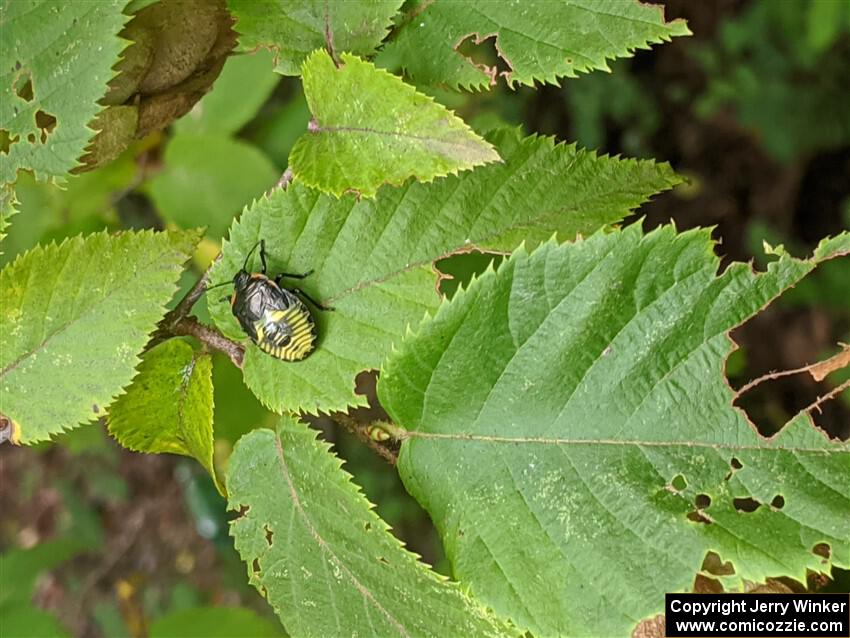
top-left (1, 244), bottom-right (172, 378)
top-left (271, 433), bottom-right (413, 638)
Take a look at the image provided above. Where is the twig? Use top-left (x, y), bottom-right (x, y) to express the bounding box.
top-left (802, 378), bottom-right (850, 416)
top-left (154, 254), bottom-right (245, 368)
top-left (735, 364), bottom-right (815, 396)
top-left (165, 254), bottom-right (221, 332)
top-left (323, 0), bottom-right (339, 66)
top-left (276, 167), bottom-right (294, 190)
top-left (333, 413), bottom-right (399, 465)
top-left (172, 316), bottom-right (244, 368)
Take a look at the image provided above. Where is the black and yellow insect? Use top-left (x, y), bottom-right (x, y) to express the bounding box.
top-left (213, 239), bottom-right (331, 361)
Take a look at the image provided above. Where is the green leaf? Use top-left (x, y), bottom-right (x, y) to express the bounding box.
top-left (107, 338), bottom-right (222, 494)
top-left (174, 49), bottom-right (280, 136)
top-left (227, 418), bottom-right (513, 638)
top-left (0, 184), bottom-right (17, 248)
top-left (209, 128), bottom-right (681, 414)
top-left (147, 133), bottom-right (278, 239)
top-left (0, 606), bottom-right (70, 638)
top-left (380, 0), bottom-right (690, 90)
top-left (378, 226), bottom-right (850, 636)
top-left (290, 50), bottom-right (500, 198)
top-left (0, 0), bottom-right (129, 184)
top-left (0, 229), bottom-right (198, 444)
top-left (227, 0), bottom-right (403, 75)
top-left (0, 539), bottom-right (89, 608)
top-left (150, 606), bottom-right (283, 638)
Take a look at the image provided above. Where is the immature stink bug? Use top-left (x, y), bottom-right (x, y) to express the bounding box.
top-left (212, 239), bottom-right (331, 361)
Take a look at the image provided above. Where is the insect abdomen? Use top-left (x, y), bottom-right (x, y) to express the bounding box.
top-left (254, 306), bottom-right (316, 361)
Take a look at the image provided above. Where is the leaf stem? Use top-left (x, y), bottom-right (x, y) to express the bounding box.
top-left (333, 413), bottom-right (400, 464)
top-left (156, 254), bottom-right (245, 368)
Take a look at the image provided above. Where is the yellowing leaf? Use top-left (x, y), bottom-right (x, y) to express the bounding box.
top-left (108, 339), bottom-right (222, 494)
top-left (0, 230), bottom-right (198, 443)
top-left (290, 50), bottom-right (500, 197)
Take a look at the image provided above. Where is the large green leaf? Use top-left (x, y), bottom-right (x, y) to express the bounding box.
top-left (379, 226), bottom-right (850, 636)
top-left (0, 0), bottom-right (129, 184)
top-left (227, 0), bottom-right (403, 75)
top-left (227, 418), bottom-right (513, 637)
top-left (380, 0), bottom-right (690, 90)
top-left (0, 230), bottom-right (198, 444)
top-left (290, 50), bottom-right (499, 198)
top-left (107, 338), bottom-right (222, 494)
top-left (208, 128), bottom-right (681, 414)
top-left (147, 133), bottom-right (278, 239)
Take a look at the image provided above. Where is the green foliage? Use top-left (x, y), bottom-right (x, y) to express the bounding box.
top-left (149, 606), bottom-right (284, 638)
top-left (1, 151), bottom-right (138, 266)
top-left (209, 128), bottom-right (680, 414)
top-left (1, 606), bottom-right (71, 638)
top-left (173, 49), bottom-right (280, 136)
top-left (227, 0), bottom-right (403, 75)
top-left (147, 133), bottom-right (278, 239)
top-left (291, 50), bottom-right (499, 197)
top-left (0, 0), bottom-right (129, 184)
top-left (694, 0), bottom-right (850, 161)
top-left (227, 418), bottom-right (514, 638)
top-left (381, 0), bottom-right (690, 90)
top-left (107, 338), bottom-right (222, 494)
top-left (0, 229), bottom-right (198, 443)
top-left (379, 226), bottom-right (850, 636)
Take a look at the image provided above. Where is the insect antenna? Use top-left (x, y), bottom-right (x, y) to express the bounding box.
top-left (242, 240), bottom-right (262, 271)
top-left (201, 280), bottom-right (233, 295)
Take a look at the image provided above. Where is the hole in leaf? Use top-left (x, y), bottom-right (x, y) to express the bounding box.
top-left (251, 558), bottom-right (261, 574)
top-left (701, 551), bottom-right (735, 576)
top-left (435, 250), bottom-right (504, 299)
top-left (733, 497), bottom-right (761, 513)
top-left (378, 556), bottom-right (389, 565)
top-left (694, 493), bottom-right (711, 509)
top-left (771, 494), bottom-right (785, 510)
top-left (35, 110), bottom-right (57, 143)
top-left (263, 525), bottom-right (273, 546)
top-left (687, 510), bottom-right (712, 525)
top-left (730, 457), bottom-right (743, 470)
top-left (693, 574), bottom-right (724, 594)
top-left (812, 543), bottom-right (830, 559)
top-left (455, 33), bottom-right (512, 86)
top-left (364, 522), bottom-right (371, 531)
top-left (92, 404), bottom-right (100, 414)
top-left (13, 71), bottom-right (33, 102)
top-left (670, 474), bottom-right (687, 492)
top-left (27, 133), bottom-right (36, 143)
top-left (0, 129), bottom-right (18, 154)
top-left (729, 317), bottom-right (850, 441)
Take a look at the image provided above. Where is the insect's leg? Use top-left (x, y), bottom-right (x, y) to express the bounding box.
top-left (292, 288), bottom-right (334, 311)
top-left (274, 269), bottom-right (314, 284)
top-left (259, 239), bottom-right (268, 274)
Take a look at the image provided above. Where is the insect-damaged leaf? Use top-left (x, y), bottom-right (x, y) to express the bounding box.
top-left (0, 0), bottom-right (129, 184)
top-left (226, 0), bottom-right (403, 76)
top-left (380, 0), bottom-right (691, 90)
top-left (1, 230), bottom-right (198, 444)
top-left (378, 226), bottom-right (850, 637)
top-left (227, 418), bottom-right (514, 638)
top-left (208, 128), bottom-right (681, 415)
top-left (108, 338), bottom-right (223, 495)
top-left (290, 50), bottom-right (500, 198)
